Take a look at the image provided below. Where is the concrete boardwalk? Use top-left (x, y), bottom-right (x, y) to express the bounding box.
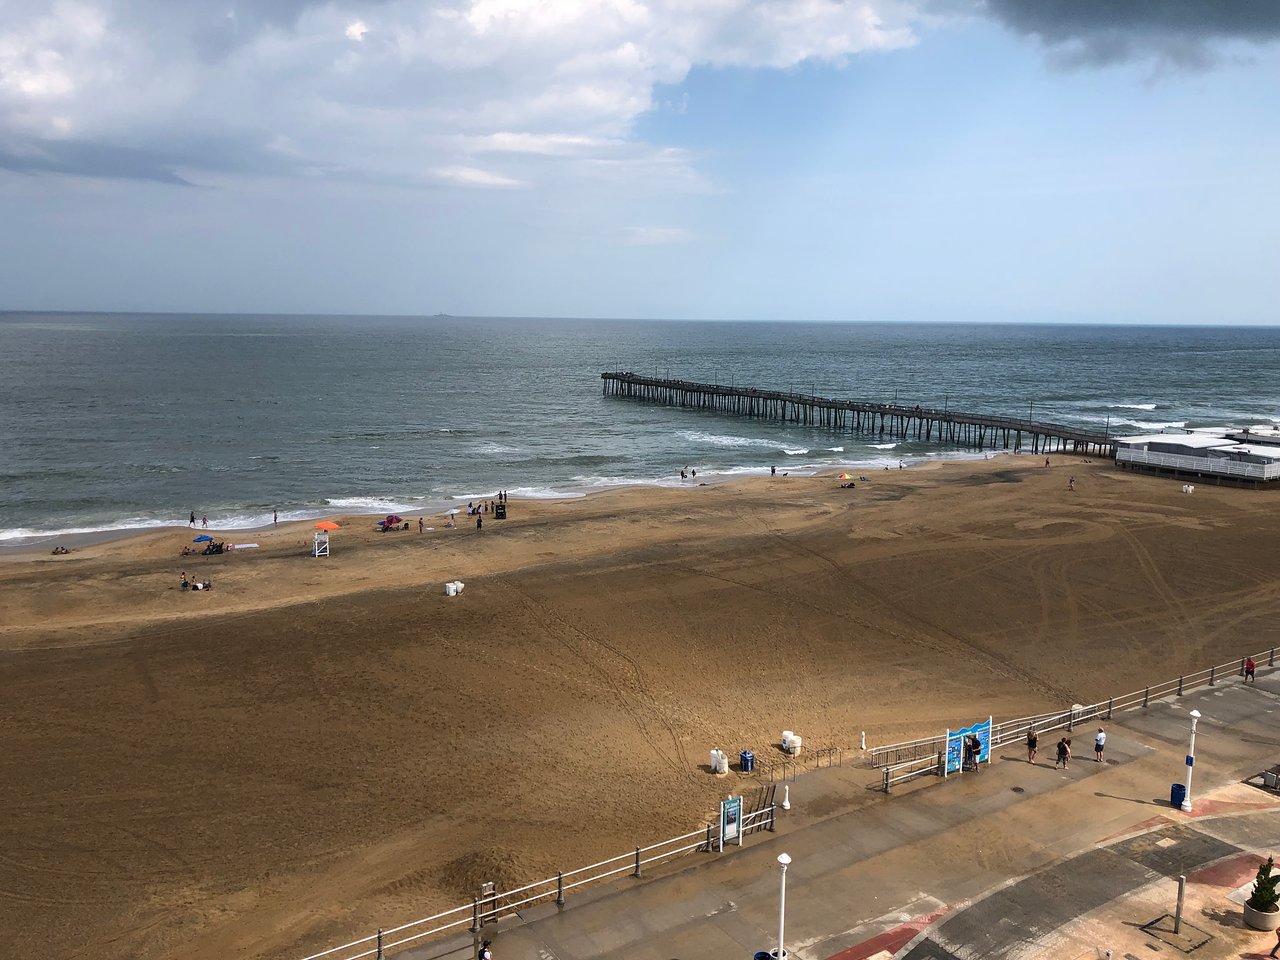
top-left (402, 672), bottom-right (1280, 960)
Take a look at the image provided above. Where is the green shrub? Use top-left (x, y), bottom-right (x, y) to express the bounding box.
top-left (1248, 856), bottom-right (1279, 912)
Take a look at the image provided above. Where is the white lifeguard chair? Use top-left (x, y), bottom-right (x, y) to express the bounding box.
top-left (313, 531), bottom-right (330, 557)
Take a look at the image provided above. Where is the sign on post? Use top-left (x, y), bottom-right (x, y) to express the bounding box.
top-left (944, 717), bottom-right (992, 776)
top-left (720, 796), bottom-right (743, 851)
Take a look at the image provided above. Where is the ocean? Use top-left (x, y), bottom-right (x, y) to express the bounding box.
top-left (2, 312), bottom-right (1278, 544)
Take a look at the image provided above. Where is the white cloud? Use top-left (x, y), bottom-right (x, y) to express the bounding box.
top-left (431, 165), bottom-right (526, 188)
top-left (460, 131), bottom-right (610, 155)
top-left (0, 0), bottom-right (928, 185)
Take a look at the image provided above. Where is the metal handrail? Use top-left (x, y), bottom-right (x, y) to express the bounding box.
top-left (876, 647), bottom-right (1276, 790)
top-left (298, 804), bottom-right (776, 960)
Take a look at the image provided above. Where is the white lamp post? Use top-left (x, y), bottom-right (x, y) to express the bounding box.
top-left (1182, 709), bottom-right (1201, 812)
top-left (775, 852), bottom-right (792, 960)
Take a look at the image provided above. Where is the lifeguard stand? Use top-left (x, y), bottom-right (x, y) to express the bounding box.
top-left (313, 531), bottom-right (330, 557)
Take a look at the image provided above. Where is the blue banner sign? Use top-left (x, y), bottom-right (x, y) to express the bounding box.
top-left (945, 717), bottom-right (992, 775)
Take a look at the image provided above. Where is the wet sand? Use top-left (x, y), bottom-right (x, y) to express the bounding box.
top-left (3, 456), bottom-right (1278, 960)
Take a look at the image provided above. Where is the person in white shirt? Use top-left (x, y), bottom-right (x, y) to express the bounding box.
top-left (1094, 727), bottom-right (1106, 762)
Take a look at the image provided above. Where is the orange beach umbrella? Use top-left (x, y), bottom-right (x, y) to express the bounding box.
top-left (837, 473), bottom-right (851, 480)
top-left (314, 521), bottom-right (340, 531)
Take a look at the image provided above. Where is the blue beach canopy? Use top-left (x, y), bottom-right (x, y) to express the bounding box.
top-left (193, 535), bottom-right (213, 542)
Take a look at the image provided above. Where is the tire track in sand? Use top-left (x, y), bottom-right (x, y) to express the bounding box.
top-left (723, 505), bottom-right (1076, 705)
top-left (1114, 525), bottom-right (1195, 640)
top-left (498, 578), bottom-right (693, 779)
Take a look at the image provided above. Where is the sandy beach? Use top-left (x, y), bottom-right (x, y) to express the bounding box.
top-left (4, 456), bottom-right (1279, 960)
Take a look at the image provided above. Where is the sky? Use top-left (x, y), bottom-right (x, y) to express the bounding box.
top-left (1, 0), bottom-right (1278, 323)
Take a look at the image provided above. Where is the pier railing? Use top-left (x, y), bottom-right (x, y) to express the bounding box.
top-left (873, 647), bottom-right (1277, 791)
top-left (602, 372), bottom-right (1115, 457)
top-left (297, 803), bottom-right (777, 960)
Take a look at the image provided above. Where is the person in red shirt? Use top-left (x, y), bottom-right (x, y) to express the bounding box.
top-left (1246, 657), bottom-right (1257, 683)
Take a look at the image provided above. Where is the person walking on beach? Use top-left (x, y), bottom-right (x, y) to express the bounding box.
top-left (189, 510), bottom-right (196, 527)
top-left (1026, 728), bottom-right (1038, 763)
top-left (1246, 656), bottom-right (1258, 682)
top-left (1056, 737), bottom-right (1071, 768)
top-left (476, 515), bottom-right (483, 531)
top-left (1094, 727), bottom-right (1106, 762)
top-left (201, 515), bottom-right (209, 528)
top-left (1068, 476), bottom-right (1075, 491)
top-left (771, 465), bottom-right (776, 477)
top-left (418, 517), bottom-right (424, 533)
top-left (1045, 458), bottom-right (1050, 467)
top-left (273, 509), bottom-right (278, 527)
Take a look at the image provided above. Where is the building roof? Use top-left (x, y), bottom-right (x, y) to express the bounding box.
top-left (1227, 428), bottom-right (1280, 445)
top-left (1117, 433), bottom-right (1236, 449)
top-left (1223, 444), bottom-right (1280, 461)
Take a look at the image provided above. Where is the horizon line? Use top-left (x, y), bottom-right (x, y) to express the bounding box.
top-left (2, 309), bottom-right (1278, 330)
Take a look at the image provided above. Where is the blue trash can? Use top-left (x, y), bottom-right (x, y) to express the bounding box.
top-left (1170, 782), bottom-right (1186, 808)
top-left (740, 750), bottom-right (755, 773)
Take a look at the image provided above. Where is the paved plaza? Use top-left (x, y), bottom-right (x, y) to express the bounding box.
top-left (402, 670), bottom-right (1280, 960)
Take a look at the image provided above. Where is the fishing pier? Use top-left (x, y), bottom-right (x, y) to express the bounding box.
top-left (601, 372), bottom-right (1116, 457)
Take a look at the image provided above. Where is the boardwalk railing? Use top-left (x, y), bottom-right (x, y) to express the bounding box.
top-left (602, 372), bottom-right (1116, 457)
top-left (298, 804), bottom-right (777, 960)
top-left (873, 647), bottom-right (1277, 791)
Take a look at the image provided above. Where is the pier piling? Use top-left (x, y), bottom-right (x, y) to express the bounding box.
top-left (601, 373), bottom-right (1116, 458)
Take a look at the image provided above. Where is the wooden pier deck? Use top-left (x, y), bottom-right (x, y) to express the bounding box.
top-left (601, 372), bottom-right (1116, 457)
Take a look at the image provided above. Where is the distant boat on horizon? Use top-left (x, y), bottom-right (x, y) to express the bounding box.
top-left (432, 312), bottom-right (452, 318)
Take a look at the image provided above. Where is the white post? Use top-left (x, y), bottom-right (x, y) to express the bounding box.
top-left (781, 784), bottom-right (790, 810)
top-left (860, 731), bottom-right (866, 751)
top-left (1182, 709), bottom-right (1201, 812)
top-left (776, 852), bottom-right (791, 960)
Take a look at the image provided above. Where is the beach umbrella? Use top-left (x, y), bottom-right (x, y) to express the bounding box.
top-left (385, 515), bottom-right (403, 525)
top-left (837, 473), bottom-right (851, 480)
top-left (193, 535), bottom-right (213, 542)
top-left (314, 521), bottom-right (340, 531)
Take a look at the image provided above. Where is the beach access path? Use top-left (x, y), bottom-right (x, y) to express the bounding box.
top-left (401, 671), bottom-right (1280, 960)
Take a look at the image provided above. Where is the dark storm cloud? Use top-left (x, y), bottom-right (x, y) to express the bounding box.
top-left (0, 135), bottom-right (310, 186)
top-left (0, 141), bottom-right (195, 185)
top-left (985, 0), bottom-right (1280, 68)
